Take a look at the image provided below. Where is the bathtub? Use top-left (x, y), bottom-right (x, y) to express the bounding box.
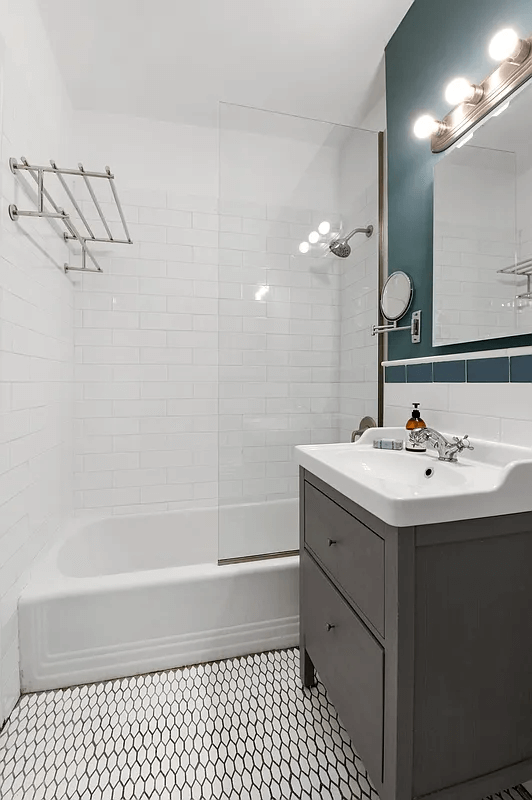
top-left (19, 508), bottom-right (299, 692)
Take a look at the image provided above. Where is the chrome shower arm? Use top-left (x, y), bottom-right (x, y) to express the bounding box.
top-left (328, 224), bottom-right (373, 258)
top-left (344, 225), bottom-right (373, 243)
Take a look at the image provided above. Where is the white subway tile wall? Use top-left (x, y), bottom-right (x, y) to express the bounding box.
top-left (74, 193), bottom-right (220, 515)
top-left (384, 380), bottom-right (532, 446)
top-left (218, 204), bottom-right (343, 507)
top-left (0, 3), bottom-right (75, 723)
top-left (516, 165), bottom-right (532, 333)
top-left (338, 185), bottom-right (379, 442)
top-left (74, 197), bottom-right (352, 513)
top-left (433, 223), bottom-right (517, 344)
top-left (433, 156), bottom-right (521, 345)
top-left (72, 117), bottom-right (381, 563)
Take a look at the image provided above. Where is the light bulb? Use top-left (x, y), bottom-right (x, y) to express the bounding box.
top-left (318, 221), bottom-right (331, 235)
top-left (413, 115), bottom-right (441, 139)
top-left (445, 77), bottom-right (481, 105)
top-left (489, 28), bottom-right (521, 61)
top-left (299, 241), bottom-right (310, 254)
top-left (308, 231), bottom-right (320, 244)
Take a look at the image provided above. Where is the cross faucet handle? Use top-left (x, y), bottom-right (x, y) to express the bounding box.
top-left (452, 434), bottom-right (474, 452)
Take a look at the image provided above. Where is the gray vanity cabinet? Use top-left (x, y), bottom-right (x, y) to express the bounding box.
top-left (299, 467), bottom-right (532, 800)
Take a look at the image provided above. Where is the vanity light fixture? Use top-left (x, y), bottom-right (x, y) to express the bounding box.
top-left (414, 26), bottom-right (532, 152)
top-left (492, 100), bottom-right (510, 117)
top-left (444, 77), bottom-right (483, 105)
top-left (308, 230), bottom-right (320, 244)
top-left (298, 241), bottom-right (310, 254)
top-left (456, 132), bottom-right (474, 149)
top-left (318, 220), bottom-right (331, 235)
top-left (489, 28), bottom-right (531, 64)
top-left (413, 115), bottom-right (446, 140)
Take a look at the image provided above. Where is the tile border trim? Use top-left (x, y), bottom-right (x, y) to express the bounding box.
top-left (385, 353), bottom-right (532, 384)
top-left (383, 345), bottom-right (532, 368)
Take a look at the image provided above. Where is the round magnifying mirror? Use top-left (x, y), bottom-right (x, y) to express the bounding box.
top-left (380, 271), bottom-right (413, 321)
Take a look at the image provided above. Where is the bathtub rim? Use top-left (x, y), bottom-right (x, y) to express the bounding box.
top-left (21, 508), bottom-right (300, 602)
top-left (24, 506), bottom-right (216, 591)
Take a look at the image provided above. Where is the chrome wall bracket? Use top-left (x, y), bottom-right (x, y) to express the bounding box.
top-left (372, 310), bottom-right (421, 344)
top-left (518, 274), bottom-right (532, 301)
top-left (498, 257), bottom-right (532, 301)
top-left (8, 157), bottom-right (132, 274)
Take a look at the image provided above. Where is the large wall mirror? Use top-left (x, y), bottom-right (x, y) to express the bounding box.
top-left (433, 79), bottom-right (532, 346)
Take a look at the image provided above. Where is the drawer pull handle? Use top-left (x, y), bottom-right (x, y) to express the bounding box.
top-left (327, 539), bottom-right (337, 547)
top-left (326, 623), bottom-right (336, 632)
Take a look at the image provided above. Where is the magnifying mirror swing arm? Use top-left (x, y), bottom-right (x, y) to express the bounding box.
top-left (372, 271), bottom-right (421, 344)
top-left (372, 311), bottom-right (421, 344)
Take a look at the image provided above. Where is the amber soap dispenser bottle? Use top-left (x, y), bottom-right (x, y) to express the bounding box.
top-left (405, 403), bottom-right (427, 452)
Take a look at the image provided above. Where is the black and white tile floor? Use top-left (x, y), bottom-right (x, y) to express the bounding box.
top-left (0, 648), bottom-right (530, 800)
top-left (0, 648), bottom-right (378, 800)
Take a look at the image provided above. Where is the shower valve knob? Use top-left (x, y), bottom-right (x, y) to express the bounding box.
top-left (327, 538), bottom-right (337, 547)
top-left (326, 623), bottom-right (335, 632)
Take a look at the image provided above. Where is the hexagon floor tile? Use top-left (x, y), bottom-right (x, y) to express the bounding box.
top-left (0, 649), bottom-right (378, 800)
top-left (0, 649), bottom-right (530, 800)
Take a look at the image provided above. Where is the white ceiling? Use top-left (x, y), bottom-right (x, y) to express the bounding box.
top-left (36, 0), bottom-right (414, 129)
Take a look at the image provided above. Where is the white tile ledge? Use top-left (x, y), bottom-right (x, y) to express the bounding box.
top-left (383, 344), bottom-right (532, 368)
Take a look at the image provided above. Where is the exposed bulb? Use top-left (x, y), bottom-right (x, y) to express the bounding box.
top-left (318, 221), bottom-right (331, 235)
top-left (299, 241), bottom-right (310, 254)
top-left (308, 231), bottom-right (320, 244)
top-left (445, 77), bottom-right (480, 105)
top-left (413, 115), bottom-right (441, 139)
top-left (489, 28), bottom-right (521, 61)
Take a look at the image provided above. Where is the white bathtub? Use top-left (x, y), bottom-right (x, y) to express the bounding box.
top-left (19, 507), bottom-right (299, 692)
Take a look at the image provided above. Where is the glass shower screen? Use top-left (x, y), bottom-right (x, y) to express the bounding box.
top-left (218, 103), bottom-right (379, 562)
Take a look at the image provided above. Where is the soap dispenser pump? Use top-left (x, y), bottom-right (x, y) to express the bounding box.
top-left (406, 403), bottom-right (427, 453)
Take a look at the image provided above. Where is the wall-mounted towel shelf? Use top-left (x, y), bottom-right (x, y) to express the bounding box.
top-left (8, 157), bottom-right (133, 274)
top-left (498, 257), bottom-right (532, 300)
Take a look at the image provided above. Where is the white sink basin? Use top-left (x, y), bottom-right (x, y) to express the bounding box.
top-left (295, 427), bottom-right (532, 527)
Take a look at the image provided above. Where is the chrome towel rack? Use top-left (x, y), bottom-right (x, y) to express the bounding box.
top-left (8, 157), bottom-right (133, 274)
top-left (498, 257), bottom-right (532, 300)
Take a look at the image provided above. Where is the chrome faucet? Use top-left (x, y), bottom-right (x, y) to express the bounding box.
top-left (408, 427), bottom-right (474, 463)
top-left (351, 416), bottom-right (376, 443)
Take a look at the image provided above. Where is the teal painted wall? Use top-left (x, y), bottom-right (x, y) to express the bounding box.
top-left (386, 0), bottom-right (532, 360)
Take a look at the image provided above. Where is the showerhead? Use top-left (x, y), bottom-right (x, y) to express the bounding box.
top-left (329, 239), bottom-right (352, 258)
top-left (328, 224), bottom-right (373, 258)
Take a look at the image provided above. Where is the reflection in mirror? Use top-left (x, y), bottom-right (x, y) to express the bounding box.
top-left (433, 78), bottom-right (532, 346)
top-left (381, 271), bottom-right (412, 321)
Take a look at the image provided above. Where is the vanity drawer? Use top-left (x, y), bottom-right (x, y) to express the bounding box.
top-left (302, 551), bottom-right (384, 784)
top-left (304, 480), bottom-right (385, 636)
